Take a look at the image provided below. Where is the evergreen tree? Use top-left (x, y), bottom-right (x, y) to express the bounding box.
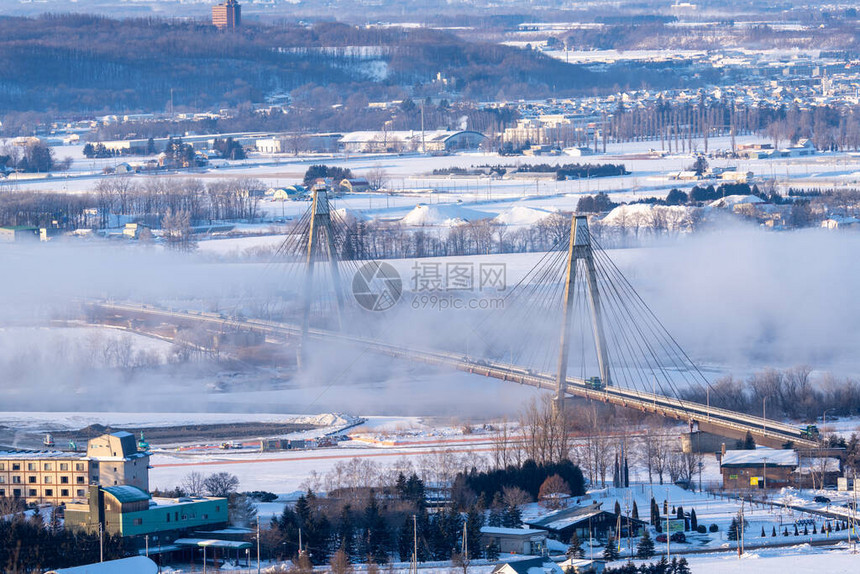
top-left (488, 494), bottom-right (504, 528)
top-left (359, 494), bottom-right (389, 563)
top-left (603, 537), bottom-right (620, 561)
top-left (567, 531), bottom-right (585, 559)
top-left (812, 523), bottom-right (817, 535)
top-left (689, 509), bottom-right (697, 531)
top-left (772, 526), bottom-right (777, 537)
top-left (760, 526), bottom-right (766, 537)
top-left (502, 503), bottom-right (522, 528)
top-left (632, 501), bottom-right (640, 521)
top-left (654, 556), bottom-right (669, 574)
top-left (675, 557), bottom-right (691, 574)
top-left (464, 505), bottom-right (484, 560)
top-left (727, 517), bottom-right (739, 541)
top-left (397, 517), bottom-right (413, 563)
top-left (485, 539), bottom-right (500, 561)
top-left (395, 472), bottom-right (408, 498)
top-left (615, 500), bottom-right (622, 516)
top-left (636, 530), bottom-right (655, 559)
top-left (276, 505), bottom-right (301, 557)
top-left (803, 525), bottom-right (808, 536)
top-left (336, 504), bottom-right (356, 558)
top-left (794, 524), bottom-right (799, 536)
top-left (623, 457), bottom-right (630, 488)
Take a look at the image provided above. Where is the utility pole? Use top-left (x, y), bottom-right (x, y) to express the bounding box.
top-left (99, 522), bottom-right (104, 563)
top-left (412, 514), bottom-right (418, 574)
top-left (626, 495), bottom-right (632, 559)
top-left (421, 102), bottom-right (426, 154)
top-left (462, 522), bottom-right (469, 567)
top-left (589, 516), bottom-right (593, 560)
top-left (257, 515), bottom-right (261, 574)
top-left (666, 488), bottom-right (670, 560)
top-left (145, 534), bottom-right (149, 558)
top-left (853, 469), bottom-right (858, 553)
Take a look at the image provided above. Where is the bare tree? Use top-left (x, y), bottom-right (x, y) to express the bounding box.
top-left (162, 208), bottom-right (196, 251)
top-left (182, 471), bottom-right (207, 496)
top-left (203, 472), bottom-right (240, 497)
top-left (366, 165), bottom-right (388, 191)
top-left (502, 485), bottom-right (532, 508)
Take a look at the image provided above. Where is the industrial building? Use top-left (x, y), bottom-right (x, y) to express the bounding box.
top-left (338, 129), bottom-right (487, 154)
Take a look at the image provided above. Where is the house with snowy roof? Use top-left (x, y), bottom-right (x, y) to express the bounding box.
top-left (524, 502), bottom-right (647, 541)
top-left (481, 526), bottom-right (548, 555)
top-left (821, 215), bottom-right (860, 230)
top-left (719, 447), bottom-right (798, 489)
top-left (492, 557), bottom-right (566, 574)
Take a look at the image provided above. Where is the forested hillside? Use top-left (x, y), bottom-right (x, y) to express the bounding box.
top-left (0, 14), bottom-right (670, 113)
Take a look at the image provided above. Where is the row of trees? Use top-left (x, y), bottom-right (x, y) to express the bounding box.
top-left (1, 141), bottom-right (68, 173)
top-left (490, 398), bottom-right (704, 489)
top-left (0, 178), bottom-right (265, 231)
top-left (0, 510), bottom-right (131, 572)
top-left (681, 365), bottom-right (860, 426)
top-left (264, 483), bottom-right (487, 565)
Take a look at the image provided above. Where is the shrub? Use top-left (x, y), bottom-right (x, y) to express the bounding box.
top-left (709, 524), bottom-right (719, 533)
top-left (696, 525), bottom-right (707, 534)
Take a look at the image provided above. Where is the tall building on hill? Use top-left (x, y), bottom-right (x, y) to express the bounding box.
top-left (212, 0), bottom-right (241, 31)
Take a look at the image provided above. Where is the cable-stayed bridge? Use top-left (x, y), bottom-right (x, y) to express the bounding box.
top-left (85, 187), bottom-right (820, 450)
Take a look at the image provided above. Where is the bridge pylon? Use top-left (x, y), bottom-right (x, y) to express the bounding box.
top-left (555, 215), bottom-right (612, 413)
top-left (298, 185), bottom-right (345, 368)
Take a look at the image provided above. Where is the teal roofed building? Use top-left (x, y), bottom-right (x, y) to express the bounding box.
top-left (66, 485), bottom-right (228, 538)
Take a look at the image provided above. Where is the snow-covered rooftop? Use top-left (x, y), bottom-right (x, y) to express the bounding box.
top-left (481, 526), bottom-right (547, 536)
top-left (720, 447), bottom-right (798, 467)
top-left (709, 194), bottom-right (765, 208)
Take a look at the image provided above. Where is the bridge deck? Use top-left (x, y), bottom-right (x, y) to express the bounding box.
top-left (87, 302), bottom-right (819, 450)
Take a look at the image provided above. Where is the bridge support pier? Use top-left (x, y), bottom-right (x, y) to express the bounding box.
top-left (298, 186), bottom-right (345, 369)
top-left (555, 215), bottom-right (612, 413)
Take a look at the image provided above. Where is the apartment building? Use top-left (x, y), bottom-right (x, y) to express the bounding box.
top-left (0, 431), bottom-right (150, 505)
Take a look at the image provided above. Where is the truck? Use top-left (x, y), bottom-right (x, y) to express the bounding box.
top-left (586, 376), bottom-right (603, 390)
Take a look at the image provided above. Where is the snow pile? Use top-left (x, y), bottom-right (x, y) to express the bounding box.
top-left (494, 205), bottom-right (559, 226)
top-left (401, 203), bottom-right (491, 227)
top-left (709, 194), bottom-right (765, 208)
top-left (332, 207), bottom-right (369, 225)
top-left (291, 413), bottom-right (360, 427)
top-left (601, 203), bottom-right (695, 231)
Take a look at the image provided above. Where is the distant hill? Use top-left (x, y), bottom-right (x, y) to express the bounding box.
top-left (0, 14), bottom-right (664, 114)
